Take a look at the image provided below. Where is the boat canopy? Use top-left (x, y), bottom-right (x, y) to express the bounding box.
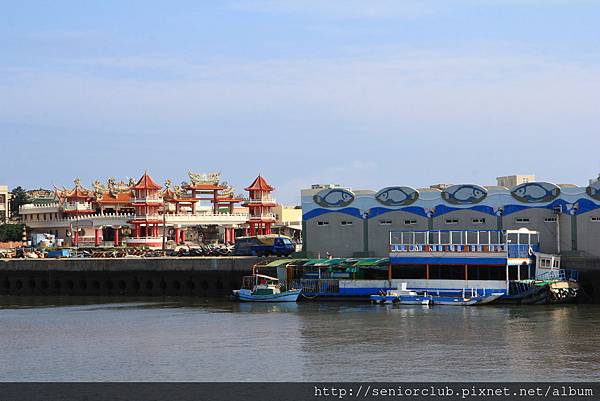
top-left (263, 258), bottom-right (306, 267)
top-left (353, 258), bottom-right (389, 267)
top-left (255, 274), bottom-right (279, 281)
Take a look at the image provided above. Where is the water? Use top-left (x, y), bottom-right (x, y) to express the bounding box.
top-left (1, 297), bottom-right (599, 381)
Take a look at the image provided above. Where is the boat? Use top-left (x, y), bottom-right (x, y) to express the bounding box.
top-left (234, 274), bottom-right (301, 302)
top-left (370, 283), bottom-right (432, 305)
top-left (429, 293), bottom-right (502, 306)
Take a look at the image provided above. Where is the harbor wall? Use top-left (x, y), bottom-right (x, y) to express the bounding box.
top-left (0, 257), bottom-right (260, 297)
top-left (562, 256), bottom-right (600, 303)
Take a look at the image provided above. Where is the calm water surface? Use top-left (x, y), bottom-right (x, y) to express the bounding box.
top-left (0, 297), bottom-right (599, 381)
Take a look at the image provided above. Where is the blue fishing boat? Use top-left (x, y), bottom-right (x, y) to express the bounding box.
top-left (234, 274), bottom-right (301, 302)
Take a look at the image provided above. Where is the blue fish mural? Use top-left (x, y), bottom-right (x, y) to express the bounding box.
top-left (442, 184), bottom-right (487, 205)
top-left (587, 180), bottom-right (600, 201)
top-left (511, 182), bottom-right (560, 203)
top-left (313, 188), bottom-right (355, 208)
top-left (375, 186), bottom-right (419, 206)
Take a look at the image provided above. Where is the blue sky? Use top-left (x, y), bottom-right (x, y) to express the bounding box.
top-left (1, 0), bottom-right (599, 203)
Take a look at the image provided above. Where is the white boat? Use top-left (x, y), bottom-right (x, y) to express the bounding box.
top-left (234, 274), bottom-right (301, 302)
top-left (370, 283), bottom-right (432, 305)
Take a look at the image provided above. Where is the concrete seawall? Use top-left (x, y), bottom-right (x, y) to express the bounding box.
top-left (562, 256), bottom-right (600, 303)
top-left (0, 257), bottom-right (260, 297)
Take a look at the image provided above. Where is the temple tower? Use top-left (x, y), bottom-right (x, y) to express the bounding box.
top-left (127, 172), bottom-right (163, 247)
top-left (243, 175), bottom-right (276, 235)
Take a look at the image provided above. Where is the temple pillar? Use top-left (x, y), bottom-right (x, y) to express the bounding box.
top-left (95, 228), bottom-right (101, 247)
top-left (135, 224), bottom-right (141, 238)
top-left (73, 230), bottom-right (79, 246)
top-left (175, 227), bottom-right (181, 244)
top-left (231, 228), bottom-right (236, 243)
top-left (114, 228), bottom-right (120, 246)
top-left (180, 229), bottom-right (185, 244)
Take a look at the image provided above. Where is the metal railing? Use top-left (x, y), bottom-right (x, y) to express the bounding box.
top-left (390, 244), bottom-right (507, 253)
top-left (536, 269), bottom-right (579, 282)
top-left (291, 279), bottom-right (340, 294)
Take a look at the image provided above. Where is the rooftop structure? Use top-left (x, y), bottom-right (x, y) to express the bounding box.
top-left (496, 174), bottom-right (535, 188)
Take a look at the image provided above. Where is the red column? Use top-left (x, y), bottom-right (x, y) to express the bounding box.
top-left (114, 228), bottom-right (119, 246)
top-left (224, 228), bottom-right (229, 244)
top-left (135, 224), bottom-right (141, 238)
top-left (95, 228), bottom-right (101, 247)
top-left (73, 230), bottom-right (79, 246)
top-left (180, 229), bottom-right (185, 244)
top-left (175, 227), bottom-right (180, 244)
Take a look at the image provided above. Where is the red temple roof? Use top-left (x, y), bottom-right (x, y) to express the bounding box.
top-left (131, 172), bottom-right (162, 190)
top-left (64, 186), bottom-right (92, 200)
top-left (245, 175), bottom-right (274, 191)
top-left (97, 191), bottom-right (134, 204)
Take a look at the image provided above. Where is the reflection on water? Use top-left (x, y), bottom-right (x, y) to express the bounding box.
top-left (0, 297), bottom-right (598, 381)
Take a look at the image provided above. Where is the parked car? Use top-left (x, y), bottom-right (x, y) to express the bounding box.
top-left (233, 235), bottom-right (295, 257)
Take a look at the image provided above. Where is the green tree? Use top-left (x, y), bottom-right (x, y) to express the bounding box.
top-left (9, 186), bottom-right (30, 216)
top-left (0, 223), bottom-right (25, 242)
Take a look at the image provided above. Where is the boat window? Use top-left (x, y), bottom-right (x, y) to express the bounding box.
top-left (445, 219), bottom-right (459, 225)
top-left (404, 220), bottom-right (417, 225)
top-left (591, 217), bottom-right (600, 222)
top-left (340, 221), bottom-right (353, 226)
top-left (379, 220), bottom-right (392, 225)
top-left (472, 218), bottom-right (485, 224)
top-left (515, 217), bottom-right (530, 223)
top-left (317, 221), bottom-right (329, 226)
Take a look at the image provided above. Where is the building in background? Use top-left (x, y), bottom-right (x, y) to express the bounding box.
top-left (0, 185), bottom-right (10, 223)
top-left (273, 204), bottom-right (302, 241)
top-left (496, 174), bottom-right (535, 188)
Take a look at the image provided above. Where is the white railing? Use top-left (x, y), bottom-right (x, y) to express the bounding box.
top-left (62, 213), bottom-right (135, 220)
top-left (132, 198), bottom-right (162, 203)
top-left (245, 197), bottom-right (277, 203)
top-left (20, 202), bottom-right (60, 211)
top-left (248, 213), bottom-right (277, 219)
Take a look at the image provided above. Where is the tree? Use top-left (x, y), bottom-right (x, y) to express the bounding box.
top-left (0, 223), bottom-right (25, 242)
top-left (9, 187), bottom-right (30, 217)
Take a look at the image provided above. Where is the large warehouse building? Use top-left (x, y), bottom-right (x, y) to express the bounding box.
top-left (301, 175), bottom-right (600, 258)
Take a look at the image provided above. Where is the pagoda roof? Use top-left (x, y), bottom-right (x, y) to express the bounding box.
top-left (61, 185), bottom-right (92, 200)
top-left (131, 172), bottom-right (162, 190)
top-left (245, 175), bottom-right (274, 191)
top-left (97, 191), bottom-right (134, 204)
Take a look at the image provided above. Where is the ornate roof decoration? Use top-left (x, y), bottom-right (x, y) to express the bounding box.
top-left (188, 171), bottom-right (221, 186)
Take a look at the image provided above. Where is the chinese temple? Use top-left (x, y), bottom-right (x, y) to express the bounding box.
top-left (19, 170), bottom-right (284, 248)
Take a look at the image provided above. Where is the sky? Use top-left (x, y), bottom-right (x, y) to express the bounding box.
top-left (1, 0), bottom-right (599, 204)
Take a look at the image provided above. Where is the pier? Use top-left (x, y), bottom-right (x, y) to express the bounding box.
top-left (0, 257), bottom-right (259, 297)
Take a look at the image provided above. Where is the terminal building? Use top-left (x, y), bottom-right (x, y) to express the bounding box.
top-left (301, 174), bottom-right (600, 258)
